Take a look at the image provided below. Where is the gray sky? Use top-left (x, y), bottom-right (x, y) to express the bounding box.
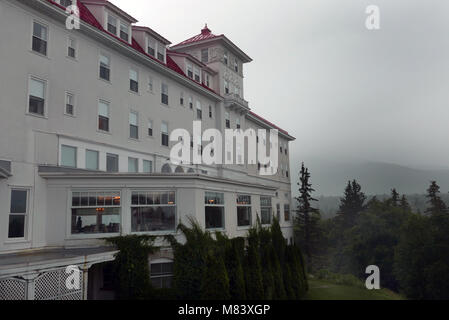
top-left (114, 0), bottom-right (449, 170)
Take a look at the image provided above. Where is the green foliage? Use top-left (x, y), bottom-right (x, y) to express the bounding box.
top-left (200, 251), bottom-right (230, 300)
top-left (244, 226), bottom-right (265, 300)
top-left (106, 235), bottom-right (157, 299)
top-left (338, 180), bottom-right (366, 227)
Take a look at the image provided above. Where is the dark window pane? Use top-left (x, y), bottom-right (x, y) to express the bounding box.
top-left (162, 134), bottom-right (169, 147)
top-left (106, 154), bottom-right (118, 172)
top-left (161, 94), bottom-right (168, 105)
top-left (237, 207), bottom-right (251, 227)
top-left (157, 52), bottom-right (164, 61)
top-left (130, 125), bottom-right (138, 139)
top-left (71, 208), bottom-right (120, 234)
top-left (107, 24), bottom-right (117, 35)
top-left (29, 96), bottom-right (44, 115)
top-left (11, 190), bottom-right (27, 213)
top-left (148, 47), bottom-right (155, 56)
top-left (68, 46), bottom-right (76, 58)
top-left (205, 206), bottom-right (224, 229)
top-left (100, 66), bottom-right (110, 81)
top-left (32, 37), bottom-right (47, 55)
top-left (131, 206), bottom-right (176, 232)
top-left (8, 215), bottom-right (25, 238)
top-left (120, 31), bottom-right (129, 42)
top-left (99, 116), bottom-right (109, 132)
top-left (130, 80), bottom-right (139, 92)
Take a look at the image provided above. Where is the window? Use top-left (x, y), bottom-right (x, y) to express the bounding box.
top-left (237, 195), bottom-right (252, 227)
top-left (205, 192), bottom-right (224, 229)
top-left (157, 45), bottom-right (165, 62)
top-left (143, 160), bottom-right (153, 173)
top-left (98, 101), bottom-right (110, 132)
top-left (65, 92), bottom-right (74, 116)
top-left (71, 191), bottom-right (121, 234)
top-left (261, 196), bottom-right (272, 225)
top-left (225, 112), bottom-right (230, 129)
top-left (236, 118), bottom-right (241, 129)
top-left (148, 76), bottom-right (153, 92)
top-left (8, 189), bottom-right (28, 239)
top-left (224, 80), bottom-right (230, 94)
top-left (234, 59), bottom-right (239, 73)
top-left (99, 54), bottom-right (110, 81)
top-left (86, 150), bottom-right (99, 170)
top-left (32, 22), bottom-right (47, 56)
top-left (129, 69), bottom-right (139, 93)
top-left (196, 101), bottom-right (202, 120)
top-left (148, 120), bottom-right (153, 137)
top-left (201, 48), bottom-right (209, 63)
top-left (120, 23), bottom-right (129, 42)
top-left (284, 204), bottom-right (291, 222)
top-left (106, 153), bottom-right (119, 172)
top-left (276, 203), bottom-right (281, 221)
top-left (107, 15), bottom-right (117, 35)
top-left (128, 157), bottom-right (138, 173)
top-left (151, 262), bottom-right (174, 288)
top-left (189, 96), bottom-right (193, 109)
top-left (224, 51), bottom-right (228, 65)
top-left (205, 74), bottom-right (210, 87)
top-left (187, 64), bottom-right (193, 79)
top-left (28, 77), bottom-right (45, 116)
top-left (59, 0), bottom-right (73, 7)
top-left (67, 37), bottom-right (76, 58)
top-left (131, 191), bottom-right (176, 232)
top-left (61, 145), bottom-right (77, 168)
top-left (180, 92), bottom-right (184, 106)
top-left (161, 122), bottom-right (169, 147)
top-left (129, 111), bottom-right (139, 139)
top-left (209, 105), bottom-right (213, 119)
top-left (161, 83), bottom-right (168, 105)
top-left (194, 67), bottom-right (201, 82)
top-left (147, 38), bottom-right (155, 56)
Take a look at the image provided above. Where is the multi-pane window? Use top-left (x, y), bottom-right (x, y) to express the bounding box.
top-left (131, 191), bottom-right (176, 232)
top-left (32, 22), bottom-right (47, 56)
top-left (8, 189), bottom-right (28, 239)
top-left (107, 15), bottom-right (117, 35)
top-left (205, 192), bottom-right (224, 229)
top-left (209, 105), bottom-right (213, 119)
top-left (161, 122), bottom-right (169, 147)
top-left (236, 118), bottom-right (241, 129)
top-left (86, 150), bottom-right (99, 170)
top-left (161, 83), bottom-right (168, 105)
top-left (189, 96), bottom-right (193, 109)
top-left (194, 67), bottom-right (201, 82)
top-left (157, 46), bottom-right (165, 62)
top-left (196, 101), bottom-right (202, 120)
top-left (98, 101), bottom-right (110, 132)
top-left (143, 160), bottom-right (153, 173)
top-left (65, 92), bottom-right (74, 116)
top-left (99, 54), bottom-right (110, 81)
top-left (224, 80), bottom-right (230, 94)
top-left (284, 204), bottom-right (291, 222)
top-left (151, 262), bottom-right (174, 288)
top-left (187, 64), bottom-right (193, 79)
top-left (237, 195), bottom-right (252, 227)
top-left (205, 74), bottom-right (210, 87)
top-left (225, 112), bottom-right (230, 129)
top-left (201, 48), bottom-right (209, 63)
top-left (68, 37), bottom-right (76, 58)
top-left (120, 23), bottom-right (129, 42)
top-left (234, 59), bottom-right (239, 73)
top-left (28, 78), bottom-right (45, 116)
top-left (129, 69), bottom-right (139, 92)
top-left (71, 191), bottom-right (121, 234)
top-left (148, 76), bottom-right (153, 92)
top-left (147, 38), bottom-right (155, 56)
top-left (276, 203), bottom-right (281, 221)
top-left (61, 145), bottom-right (77, 168)
top-left (260, 196), bottom-right (272, 225)
top-left (106, 153), bottom-right (119, 172)
top-left (128, 157), bottom-right (138, 173)
top-left (129, 112), bottom-right (139, 139)
top-left (148, 120), bottom-right (153, 137)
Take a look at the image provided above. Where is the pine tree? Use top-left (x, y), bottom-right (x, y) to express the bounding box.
top-left (295, 163), bottom-right (321, 264)
top-left (200, 251), bottom-right (230, 300)
top-left (391, 188), bottom-right (400, 207)
top-left (425, 181), bottom-right (448, 216)
top-left (400, 194), bottom-right (411, 212)
top-left (338, 180), bottom-right (366, 227)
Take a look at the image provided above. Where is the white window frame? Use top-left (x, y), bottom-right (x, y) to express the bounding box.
top-left (161, 121), bottom-right (169, 147)
top-left (128, 157), bottom-right (139, 173)
top-left (64, 91), bottom-right (75, 116)
top-left (129, 110), bottom-right (139, 140)
top-left (60, 144), bottom-right (77, 168)
top-left (143, 160), bottom-right (153, 173)
top-left (85, 149), bottom-right (99, 171)
top-left (7, 188), bottom-right (30, 241)
top-left (67, 36), bottom-right (77, 59)
top-left (99, 52), bottom-right (111, 82)
top-left (98, 100), bottom-right (110, 133)
top-left (205, 192), bottom-right (225, 230)
top-left (31, 20), bottom-right (48, 57)
top-left (27, 75), bottom-right (47, 117)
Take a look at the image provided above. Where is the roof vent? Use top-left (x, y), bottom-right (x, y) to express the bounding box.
top-left (201, 24), bottom-right (211, 35)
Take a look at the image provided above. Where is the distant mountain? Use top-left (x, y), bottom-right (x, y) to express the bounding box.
top-left (290, 157), bottom-right (449, 196)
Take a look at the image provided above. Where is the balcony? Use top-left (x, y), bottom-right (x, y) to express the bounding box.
top-left (224, 93), bottom-right (249, 112)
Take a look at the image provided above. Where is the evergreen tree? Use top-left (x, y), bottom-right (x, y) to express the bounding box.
top-left (244, 228), bottom-right (265, 299)
top-left (295, 163), bottom-right (321, 264)
top-left (391, 188), bottom-right (400, 207)
top-left (425, 181), bottom-right (448, 216)
top-left (338, 180), bottom-right (366, 227)
top-left (225, 238), bottom-right (247, 300)
top-left (400, 195), bottom-right (411, 212)
top-left (200, 251), bottom-right (231, 300)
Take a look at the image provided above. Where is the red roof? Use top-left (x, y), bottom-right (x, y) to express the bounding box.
top-left (248, 111), bottom-right (292, 138)
top-left (173, 25), bottom-right (221, 47)
top-left (44, 0), bottom-right (220, 96)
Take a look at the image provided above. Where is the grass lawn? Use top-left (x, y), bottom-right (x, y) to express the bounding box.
top-left (304, 279), bottom-right (405, 300)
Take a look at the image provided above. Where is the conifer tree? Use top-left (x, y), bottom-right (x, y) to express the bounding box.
top-left (200, 251), bottom-right (230, 300)
top-left (400, 194), bottom-right (412, 212)
top-left (425, 181), bottom-right (448, 216)
top-left (391, 188), bottom-right (400, 207)
top-left (338, 179), bottom-right (366, 227)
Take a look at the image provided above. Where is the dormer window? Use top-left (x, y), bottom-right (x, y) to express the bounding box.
top-left (187, 64), bottom-right (193, 79)
top-left (205, 74), bottom-right (211, 87)
top-left (234, 59), bottom-right (239, 73)
top-left (224, 51), bottom-right (228, 65)
top-left (107, 15), bottom-right (117, 35)
top-left (147, 38), bottom-right (155, 56)
top-left (120, 23), bottom-right (129, 42)
top-left (59, 0), bottom-right (73, 7)
top-left (201, 49), bottom-right (209, 63)
top-left (157, 44), bottom-right (165, 62)
top-left (194, 67), bottom-right (201, 82)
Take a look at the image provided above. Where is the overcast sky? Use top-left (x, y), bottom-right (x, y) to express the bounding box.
top-left (114, 0), bottom-right (449, 170)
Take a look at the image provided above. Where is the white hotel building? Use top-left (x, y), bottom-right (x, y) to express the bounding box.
top-left (0, 0), bottom-right (295, 300)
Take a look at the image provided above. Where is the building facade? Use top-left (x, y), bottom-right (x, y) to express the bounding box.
top-left (0, 0), bottom-right (295, 300)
